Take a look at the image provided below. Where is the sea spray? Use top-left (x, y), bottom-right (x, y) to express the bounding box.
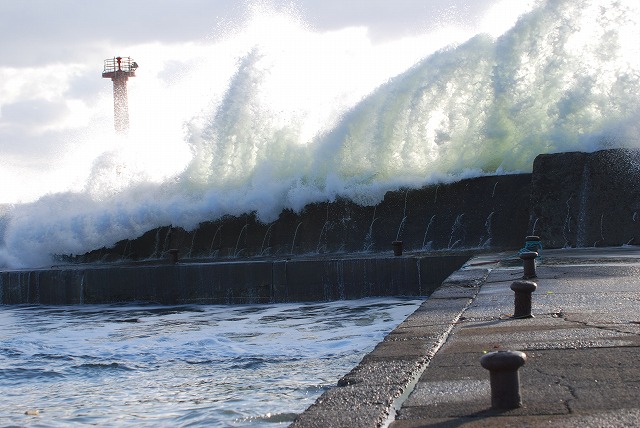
top-left (1, 0), bottom-right (640, 268)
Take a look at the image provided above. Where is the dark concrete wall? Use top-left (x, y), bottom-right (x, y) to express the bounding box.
top-left (531, 149), bottom-right (640, 248)
top-left (0, 255), bottom-right (469, 305)
top-left (76, 174), bottom-right (532, 264)
top-left (5, 148), bottom-right (638, 306)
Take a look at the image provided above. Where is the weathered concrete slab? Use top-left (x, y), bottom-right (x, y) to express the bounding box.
top-left (388, 248), bottom-right (640, 427)
top-left (291, 262), bottom-right (483, 427)
top-left (390, 410), bottom-right (640, 428)
top-left (293, 247), bottom-right (640, 427)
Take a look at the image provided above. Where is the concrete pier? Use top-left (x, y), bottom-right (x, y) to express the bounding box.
top-left (291, 246), bottom-right (640, 427)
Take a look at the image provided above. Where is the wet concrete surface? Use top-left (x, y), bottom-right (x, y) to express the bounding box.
top-left (291, 246), bottom-right (640, 427)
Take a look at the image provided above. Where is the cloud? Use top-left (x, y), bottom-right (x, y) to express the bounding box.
top-left (0, 1), bottom-right (499, 67)
top-left (0, 0), bottom-right (244, 66)
top-left (1, 99), bottom-right (69, 127)
top-left (65, 71), bottom-right (110, 105)
top-left (296, 0), bottom-right (491, 40)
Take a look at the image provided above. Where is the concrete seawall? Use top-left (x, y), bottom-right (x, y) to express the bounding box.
top-left (69, 148), bottom-right (640, 268)
top-left (0, 254), bottom-right (469, 305)
top-left (5, 149), bottom-right (639, 306)
top-left (76, 174), bottom-right (532, 263)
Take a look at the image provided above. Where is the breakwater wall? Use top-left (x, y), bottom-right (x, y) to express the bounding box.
top-left (3, 148), bottom-right (639, 305)
top-left (80, 148), bottom-right (640, 264)
top-left (531, 148), bottom-right (640, 248)
top-left (78, 173), bottom-right (533, 263)
top-left (0, 254), bottom-right (469, 305)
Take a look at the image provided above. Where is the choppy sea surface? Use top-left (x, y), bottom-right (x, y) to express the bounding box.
top-left (0, 297), bottom-right (423, 427)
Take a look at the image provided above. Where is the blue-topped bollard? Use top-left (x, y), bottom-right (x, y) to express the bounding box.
top-left (524, 235), bottom-right (542, 254)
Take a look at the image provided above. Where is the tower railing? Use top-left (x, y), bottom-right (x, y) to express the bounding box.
top-left (103, 57), bottom-right (137, 75)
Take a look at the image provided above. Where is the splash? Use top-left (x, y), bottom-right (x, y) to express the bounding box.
top-left (2, 0), bottom-right (640, 268)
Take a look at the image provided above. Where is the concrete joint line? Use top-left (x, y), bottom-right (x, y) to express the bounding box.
top-left (381, 285), bottom-right (483, 428)
top-left (561, 315), bottom-right (639, 337)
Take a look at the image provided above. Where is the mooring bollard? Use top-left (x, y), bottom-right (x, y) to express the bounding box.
top-left (520, 250), bottom-right (538, 279)
top-left (510, 280), bottom-right (537, 318)
top-left (392, 240), bottom-right (403, 256)
top-left (480, 350), bottom-right (527, 409)
top-left (524, 235), bottom-right (542, 254)
top-left (168, 248), bottom-right (179, 264)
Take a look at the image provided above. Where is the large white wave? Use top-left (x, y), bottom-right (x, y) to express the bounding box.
top-left (2, 0), bottom-right (639, 268)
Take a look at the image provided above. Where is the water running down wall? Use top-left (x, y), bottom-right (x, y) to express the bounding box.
top-left (2, 147), bottom-right (639, 305)
top-left (77, 174), bottom-right (531, 263)
top-left (0, 255), bottom-right (470, 305)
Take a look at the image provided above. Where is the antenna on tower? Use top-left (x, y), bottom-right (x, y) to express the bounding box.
top-left (102, 56), bottom-right (137, 134)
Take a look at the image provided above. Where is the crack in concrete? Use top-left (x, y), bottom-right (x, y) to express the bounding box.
top-left (532, 368), bottom-right (576, 415)
top-left (561, 314), bottom-right (640, 337)
top-left (564, 382), bottom-right (579, 415)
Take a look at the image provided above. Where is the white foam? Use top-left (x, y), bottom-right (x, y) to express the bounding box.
top-left (0, 298), bottom-right (423, 425)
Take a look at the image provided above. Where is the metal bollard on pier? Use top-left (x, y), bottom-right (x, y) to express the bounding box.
top-left (524, 235), bottom-right (542, 254)
top-left (168, 249), bottom-right (179, 264)
top-left (520, 251), bottom-right (538, 279)
top-left (392, 240), bottom-right (403, 256)
top-left (510, 280), bottom-right (537, 318)
top-left (480, 350), bottom-right (527, 410)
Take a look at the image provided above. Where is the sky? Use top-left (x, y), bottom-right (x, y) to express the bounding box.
top-left (0, 0), bottom-right (495, 66)
top-left (0, 0), bottom-right (530, 204)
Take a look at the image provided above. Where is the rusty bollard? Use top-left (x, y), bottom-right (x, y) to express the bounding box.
top-left (168, 248), bottom-right (179, 264)
top-left (510, 280), bottom-right (537, 319)
top-left (480, 350), bottom-right (527, 409)
top-left (520, 251), bottom-right (538, 279)
top-left (392, 240), bottom-right (403, 256)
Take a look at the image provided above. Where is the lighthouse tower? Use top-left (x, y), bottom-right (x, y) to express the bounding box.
top-left (102, 56), bottom-right (137, 134)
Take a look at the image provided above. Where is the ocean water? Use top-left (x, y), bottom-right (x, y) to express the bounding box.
top-left (0, 297), bottom-right (423, 427)
top-left (1, 0), bottom-right (639, 268)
